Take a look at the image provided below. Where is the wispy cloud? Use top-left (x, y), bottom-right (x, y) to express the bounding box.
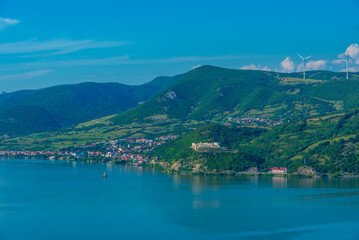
top-left (348, 66), bottom-right (359, 72)
top-left (0, 38), bottom-right (130, 56)
top-left (340, 66), bottom-right (359, 72)
top-left (306, 60), bottom-right (327, 70)
top-left (0, 54), bottom-right (254, 71)
top-left (0, 70), bottom-right (54, 81)
top-left (332, 59), bottom-right (344, 65)
top-left (0, 17), bottom-right (19, 31)
top-left (240, 63), bottom-right (271, 71)
top-left (128, 55), bottom-right (249, 64)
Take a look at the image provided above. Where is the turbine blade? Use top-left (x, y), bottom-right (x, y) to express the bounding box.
top-left (297, 53), bottom-right (304, 60)
top-left (304, 55), bottom-right (312, 60)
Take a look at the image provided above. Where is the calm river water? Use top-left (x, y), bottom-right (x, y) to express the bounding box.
top-left (1, 158), bottom-right (359, 240)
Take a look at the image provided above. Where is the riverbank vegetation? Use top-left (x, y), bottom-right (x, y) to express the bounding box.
top-left (150, 110), bottom-right (359, 175)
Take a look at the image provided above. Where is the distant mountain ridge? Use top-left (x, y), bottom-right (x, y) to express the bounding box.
top-left (0, 75), bottom-right (180, 137)
top-left (1, 65), bottom-right (359, 141)
top-left (0, 106), bottom-right (62, 137)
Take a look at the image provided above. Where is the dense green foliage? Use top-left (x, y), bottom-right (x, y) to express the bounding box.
top-left (0, 90), bottom-right (34, 106)
top-left (241, 110), bottom-right (359, 174)
top-left (2, 65), bottom-right (359, 176)
top-left (150, 125), bottom-right (264, 172)
top-left (1, 65), bottom-right (358, 138)
top-left (151, 110), bottom-right (359, 175)
top-left (112, 66), bottom-right (359, 125)
top-left (0, 106), bottom-right (61, 136)
top-left (0, 76), bottom-right (178, 136)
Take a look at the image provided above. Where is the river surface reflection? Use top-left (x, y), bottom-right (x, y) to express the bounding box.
top-left (0, 158), bottom-right (358, 240)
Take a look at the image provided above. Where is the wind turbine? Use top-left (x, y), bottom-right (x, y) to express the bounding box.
top-left (297, 53), bottom-right (311, 79)
top-left (344, 53), bottom-right (349, 80)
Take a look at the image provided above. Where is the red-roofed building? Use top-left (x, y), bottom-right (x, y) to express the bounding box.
top-left (268, 167), bottom-right (287, 174)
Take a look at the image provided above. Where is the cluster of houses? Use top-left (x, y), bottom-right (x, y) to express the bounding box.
top-left (0, 150), bottom-right (69, 157)
top-left (0, 134), bottom-right (289, 174)
top-left (0, 135), bottom-right (179, 165)
top-left (226, 117), bottom-right (283, 127)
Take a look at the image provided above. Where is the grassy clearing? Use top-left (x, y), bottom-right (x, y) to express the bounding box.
top-left (245, 104), bottom-right (287, 118)
top-left (303, 135), bottom-right (357, 153)
top-left (0, 119), bottom-right (203, 151)
top-left (279, 77), bottom-right (325, 85)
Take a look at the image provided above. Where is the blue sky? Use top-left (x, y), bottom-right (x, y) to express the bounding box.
top-left (0, 0), bottom-right (358, 92)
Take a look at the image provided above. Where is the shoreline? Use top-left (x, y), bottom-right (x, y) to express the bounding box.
top-left (146, 163), bottom-right (359, 178)
top-left (2, 156), bottom-right (359, 178)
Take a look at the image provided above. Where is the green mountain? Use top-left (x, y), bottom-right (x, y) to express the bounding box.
top-left (152, 110), bottom-right (359, 175)
top-left (0, 106), bottom-right (61, 137)
top-left (112, 66), bottom-right (359, 125)
top-left (0, 75), bottom-right (179, 136)
top-left (149, 125), bottom-right (265, 173)
top-left (0, 90), bottom-right (35, 106)
top-left (2, 65), bottom-right (359, 151)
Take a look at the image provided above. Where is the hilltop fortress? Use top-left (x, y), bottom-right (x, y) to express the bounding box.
top-left (191, 142), bottom-right (220, 151)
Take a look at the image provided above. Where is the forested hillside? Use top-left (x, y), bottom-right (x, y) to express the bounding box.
top-left (0, 75), bottom-right (179, 136)
top-left (112, 66), bottom-right (359, 125)
top-left (152, 110), bottom-right (359, 175)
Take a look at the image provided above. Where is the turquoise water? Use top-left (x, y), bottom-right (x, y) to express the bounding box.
top-left (1, 158), bottom-right (359, 240)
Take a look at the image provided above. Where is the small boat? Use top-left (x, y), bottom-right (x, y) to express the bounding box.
top-left (102, 172), bottom-right (107, 178)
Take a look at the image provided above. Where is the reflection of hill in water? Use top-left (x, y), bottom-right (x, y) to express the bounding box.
top-left (170, 174), bottom-right (359, 192)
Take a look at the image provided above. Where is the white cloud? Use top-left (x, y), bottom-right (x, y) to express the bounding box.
top-left (241, 64), bottom-right (259, 70)
top-left (0, 17), bottom-right (19, 31)
top-left (296, 63), bottom-right (304, 72)
top-left (287, 44), bottom-right (359, 72)
top-left (64, 55), bottom-right (247, 66)
top-left (345, 43), bottom-right (359, 59)
top-left (348, 67), bottom-right (359, 72)
top-left (335, 43), bottom-right (359, 67)
top-left (0, 70), bottom-right (54, 81)
top-left (332, 59), bottom-right (343, 65)
top-left (306, 60), bottom-right (327, 70)
top-left (280, 56), bottom-right (295, 72)
top-left (0, 38), bottom-right (130, 56)
top-left (0, 55), bottom-right (258, 72)
top-left (339, 66), bottom-right (359, 72)
top-left (134, 55), bottom-right (246, 64)
top-left (262, 66), bottom-right (271, 71)
top-left (240, 63), bottom-right (271, 71)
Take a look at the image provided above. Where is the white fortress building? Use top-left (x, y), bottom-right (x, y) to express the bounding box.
top-left (191, 142), bottom-right (220, 150)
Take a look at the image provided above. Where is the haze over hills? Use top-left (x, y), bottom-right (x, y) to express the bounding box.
top-left (0, 75), bottom-right (181, 137)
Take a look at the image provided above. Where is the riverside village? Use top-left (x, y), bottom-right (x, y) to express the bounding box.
top-left (0, 135), bottom-right (287, 175)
